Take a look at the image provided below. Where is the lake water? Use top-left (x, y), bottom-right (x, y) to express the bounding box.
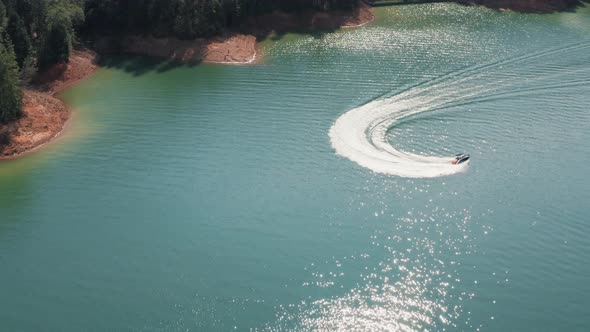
top-left (1, 3), bottom-right (589, 331)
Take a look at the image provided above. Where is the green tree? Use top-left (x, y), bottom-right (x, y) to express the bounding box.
top-left (0, 0), bottom-right (7, 36)
top-left (7, 14), bottom-right (32, 69)
top-left (39, 21), bottom-right (71, 69)
top-left (0, 42), bottom-right (22, 123)
top-left (38, 0), bottom-right (83, 69)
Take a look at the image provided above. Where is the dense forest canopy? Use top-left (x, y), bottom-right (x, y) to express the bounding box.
top-left (83, 0), bottom-right (360, 38)
top-left (0, 42), bottom-right (22, 123)
top-left (0, 0), bottom-right (359, 122)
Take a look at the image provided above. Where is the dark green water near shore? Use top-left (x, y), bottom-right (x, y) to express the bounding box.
top-left (1, 4), bottom-right (589, 331)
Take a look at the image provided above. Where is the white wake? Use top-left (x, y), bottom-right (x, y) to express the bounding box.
top-left (329, 89), bottom-right (470, 178)
top-left (329, 41), bottom-right (590, 178)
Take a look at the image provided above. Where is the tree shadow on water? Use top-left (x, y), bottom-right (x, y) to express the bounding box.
top-left (573, 0), bottom-right (589, 11)
top-left (264, 29), bottom-right (333, 42)
top-left (239, 7), bottom-right (359, 43)
top-left (98, 56), bottom-right (200, 77)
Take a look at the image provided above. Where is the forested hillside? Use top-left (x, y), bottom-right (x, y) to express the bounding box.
top-left (0, 0), bottom-right (83, 122)
top-left (0, 0), bottom-right (359, 123)
top-left (84, 0), bottom-right (360, 38)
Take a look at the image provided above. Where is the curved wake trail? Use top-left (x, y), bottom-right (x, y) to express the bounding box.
top-left (329, 94), bottom-right (468, 178)
top-left (329, 42), bottom-right (590, 178)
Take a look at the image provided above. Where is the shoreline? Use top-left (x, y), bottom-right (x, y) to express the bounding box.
top-left (0, 50), bottom-right (98, 160)
top-left (454, 0), bottom-right (581, 13)
top-left (94, 4), bottom-right (375, 64)
top-left (369, 0), bottom-right (582, 13)
top-left (0, 103), bottom-right (78, 161)
top-left (0, 6), bottom-right (375, 160)
top-left (95, 34), bottom-right (260, 64)
top-left (239, 3), bottom-right (375, 36)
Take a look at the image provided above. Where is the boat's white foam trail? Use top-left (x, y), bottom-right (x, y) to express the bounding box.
top-left (329, 91), bottom-right (468, 178)
top-left (330, 41), bottom-right (590, 178)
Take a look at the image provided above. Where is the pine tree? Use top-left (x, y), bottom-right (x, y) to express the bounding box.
top-left (39, 21), bottom-right (71, 69)
top-left (7, 14), bottom-right (32, 69)
top-left (0, 42), bottom-right (23, 123)
top-left (0, 0), bottom-right (7, 34)
top-left (37, 0), bottom-right (84, 70)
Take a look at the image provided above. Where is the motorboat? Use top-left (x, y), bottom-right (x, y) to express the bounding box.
top-left (452, 153), bottom-right (470, 165)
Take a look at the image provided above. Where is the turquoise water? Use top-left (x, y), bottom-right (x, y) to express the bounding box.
top-left (1, 4), bottom-right (589, 331)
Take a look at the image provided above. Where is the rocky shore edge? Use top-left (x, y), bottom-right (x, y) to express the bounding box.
top-left (0, 50), bottom-right (98, 159)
